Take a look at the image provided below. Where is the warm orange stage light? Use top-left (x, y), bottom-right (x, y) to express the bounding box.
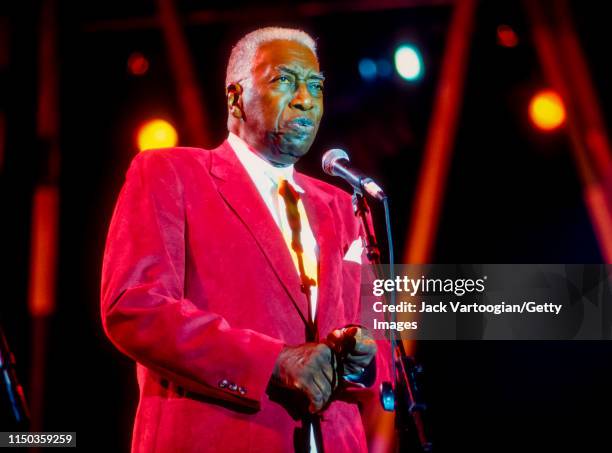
top-left (529, 90), bottom-right (566, 131)
top-left (137, 119), bottom-right (178, 151)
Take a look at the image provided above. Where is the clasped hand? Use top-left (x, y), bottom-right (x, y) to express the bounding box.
top-left (271, 327), bottom-right (376, 413)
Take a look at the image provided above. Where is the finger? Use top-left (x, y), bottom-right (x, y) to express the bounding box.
top-left (345, 354), bottom-right (374, 368)
top-left (353, 328), bottom-right (376, 347)
top-left (314, 344), bottom-right (335, 384)
top-left (316, 353), bottom-right (335, 384)
top-left (343, 362), bottom-right (364, 375)
top-left (305, 377), bottom-right (324, 413)
top-left (344, 367), bottom-right (362, 377)
top-left (312, 371), bottom-right (332, 404)
top-left (351, 340), bottom-right (377, 355)
top-left (354, 327), bottom-right (374, 340)
top-left (343, 326), bottom-right (359, 338)
top-left (330, 328), bottom-right (343, 339)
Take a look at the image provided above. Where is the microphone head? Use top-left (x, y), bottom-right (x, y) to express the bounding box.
top-left (322, 148), bottom-right (350, 176)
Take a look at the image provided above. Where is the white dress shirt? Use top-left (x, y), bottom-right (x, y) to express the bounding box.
top-left (228, 132), bottom-right (320, 321)
top-left (228, 132), bottom-right (321, 452)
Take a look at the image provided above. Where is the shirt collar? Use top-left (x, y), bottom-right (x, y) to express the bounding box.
top-left (227, 132), bottom-right (304, 193)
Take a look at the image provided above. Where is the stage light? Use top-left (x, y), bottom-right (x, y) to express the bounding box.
top-left (497, 25), bottom-right (519, 48)
top-left (529, 90), bottom-right (566, 131)
top-left (358, 58), bottom-right (377, 80)
top-left (137, 119), bottom-right (178, 151)
top-left (128, 52), bottom-right (149, 76)
top-left (394, 45), bottom-right (423, 81)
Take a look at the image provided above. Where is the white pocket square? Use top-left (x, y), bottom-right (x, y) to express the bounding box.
top-left (343, 239), bottom-right (363, 264)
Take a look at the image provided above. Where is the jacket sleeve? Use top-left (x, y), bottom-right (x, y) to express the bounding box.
top-left (100, 151), bottom-right (284, 410)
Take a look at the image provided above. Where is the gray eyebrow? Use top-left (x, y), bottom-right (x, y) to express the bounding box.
top-left (276, 65), bottom-right (325, 81)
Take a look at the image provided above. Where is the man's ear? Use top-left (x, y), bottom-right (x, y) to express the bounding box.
top-left (226, 83), bottom-right (244, 120)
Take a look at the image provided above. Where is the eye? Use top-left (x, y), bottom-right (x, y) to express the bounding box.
top-left (310, 82), bottom-right (324, 91)
top-left (308, 82), bottom-right (324, 95)
top-left (277, 75), bottom-right (292, 83)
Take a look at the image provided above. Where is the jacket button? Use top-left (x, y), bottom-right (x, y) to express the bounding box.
top-left (228, 383), bottom-right (238, 391)
top-left (238, 386), bottom-right (247, 395)
top-left (218, 379), bottom-right (229, 389)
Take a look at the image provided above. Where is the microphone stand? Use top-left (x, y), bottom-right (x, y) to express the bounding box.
top-left (0, 323), bottom-right (30, 429)
top-left (351, 190), bottom-right (432, 452)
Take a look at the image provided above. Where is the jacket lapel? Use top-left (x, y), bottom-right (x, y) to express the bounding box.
top-left (210, 141), bottom-right (310, 326)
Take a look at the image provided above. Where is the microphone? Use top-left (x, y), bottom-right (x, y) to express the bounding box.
top-left (321, 149), bottom-right (386, 201)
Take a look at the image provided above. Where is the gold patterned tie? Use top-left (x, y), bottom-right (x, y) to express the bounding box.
top-left (277, 178), bottom-right (318, 339)
top-left (278, 179), bottom-right (323, 453)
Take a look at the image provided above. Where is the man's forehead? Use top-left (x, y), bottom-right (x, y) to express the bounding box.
top-left (253, 39), bottom-right (320, 73)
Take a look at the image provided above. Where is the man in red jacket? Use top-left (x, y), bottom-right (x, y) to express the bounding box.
top-left (101, 27), bottom-right (392, 452)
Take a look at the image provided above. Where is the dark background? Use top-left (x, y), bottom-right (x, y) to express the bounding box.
top-left (1, 0), bottom-right (611, 451)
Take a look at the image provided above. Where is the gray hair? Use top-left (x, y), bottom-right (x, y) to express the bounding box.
top-left (225, 27), bottom-right (317, 88)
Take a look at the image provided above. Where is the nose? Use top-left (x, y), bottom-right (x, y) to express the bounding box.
top-left (289, 82), bottom-right (313, 111)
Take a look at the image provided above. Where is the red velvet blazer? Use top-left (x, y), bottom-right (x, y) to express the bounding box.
top-left (101, 141), bottom-right (390, 453)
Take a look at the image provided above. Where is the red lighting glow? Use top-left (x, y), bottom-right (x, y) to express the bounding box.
top-left (128, 52), bottom-right (150, 76)
top-left (497, 25), bottom-right (519, 48)
top-left (28, 185), bottom-right (59, 316)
